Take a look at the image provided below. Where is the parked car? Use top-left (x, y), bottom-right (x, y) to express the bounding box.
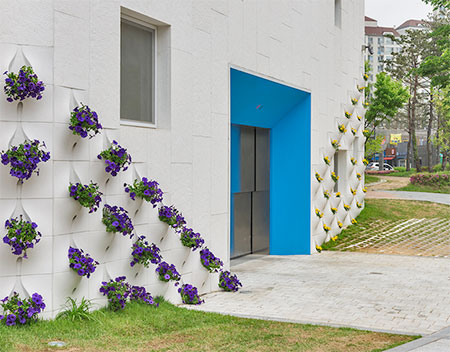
top-left (366, 162), bottom-right (394, 171)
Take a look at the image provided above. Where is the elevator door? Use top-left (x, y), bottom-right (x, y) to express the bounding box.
top-left (232, 126), bottom-right (270, 258)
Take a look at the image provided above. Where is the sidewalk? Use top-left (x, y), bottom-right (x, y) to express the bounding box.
top-left (386, 326), bottom-right (450, 351)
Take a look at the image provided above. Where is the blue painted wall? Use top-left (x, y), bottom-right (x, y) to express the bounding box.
top-left (230, 68), bottom-right (311, 255)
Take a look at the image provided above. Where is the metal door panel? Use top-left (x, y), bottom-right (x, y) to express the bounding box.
top-left (252, 191), bottom-right (270, 254)
top-left (255, 128), bottom-right (270, 191)
top-left (232, 192), bottom-right (252, 257)
top-left (240, 126), bottom-right (255, 193)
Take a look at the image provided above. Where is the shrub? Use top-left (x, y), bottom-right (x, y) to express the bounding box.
top-left (179, 284), bottom-right (203, 305)
top-left (0, 292), bottom-right (46, 326)
top-left (97, 140), bottom-right (131, 177)
top-left (69, 104), bottom-right (102, 139)
top-left (3, 66), bottom-right (45, 102)
top-left (1, 140), bottom-right (50, 181)
top-left (130, 236), bottom-right (161, 267)
top-left (3, 217), bottom-right (41, 258)
top-left (410, 173), bottom-right (450, 187)
top-left (102, 204), bottom-right (134, 238)
top-left (124, 178), bottom-right (163, 206)
top-left (218, 271), bottom-right (242, 292)
top-left (68, 182), bottom-right (102, 213)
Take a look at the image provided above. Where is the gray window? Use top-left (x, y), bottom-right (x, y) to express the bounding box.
top-left (334, 0), bottom-right (341, 28)
top-left (120, 18), bottom-right (156, 124)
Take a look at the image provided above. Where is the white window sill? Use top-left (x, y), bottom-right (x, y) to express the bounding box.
top-left (120, 119), bottom-right (156, 129)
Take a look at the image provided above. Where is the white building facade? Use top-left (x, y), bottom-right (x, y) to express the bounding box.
top-left (0, 0), bottom-right (364, 318)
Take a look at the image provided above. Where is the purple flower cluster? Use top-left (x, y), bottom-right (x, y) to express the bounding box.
top-left (129, 285), bottom-right (158, 307)
top-left (97, 140), bottom-right (131, 177)
top-left (155, 261), bottom-right (181, 282)
top-left (3, 66), bottom-right (45, 102)
top-left (68, 247), bottom-right (99, 278)
top-left (1, 139), bottom-right (50, 181)
top-left (69, 182), bottom-right (102, 213)
top-left (218, 271), bottom-right (242, 292)
top-left (99, 276), bottom-right (158, 311)
top-left (158, 205), bottom-right (186, 232)
top-left (99, 276), bottom-right (130, 311)
top-left (102, 204), bottom-right (134, 238)
top-left (200, 248), bottom-right (223, 273)
top-left (180, 228), bottom-right (204, 251)
top-left (410, 173), bottom-right (450, 187)
top-left (124, 177), bottom-right (163, 207)
top-left (0, 292), bottom-right (46, 326)
top-left (69, 104), bottom-right (102, 139)
top-left (130, 236), bottom-right (161, 268)
top-left (3, 217), bottom-right (41, 258)
top-left (178, 284), bottom-right (204, 305)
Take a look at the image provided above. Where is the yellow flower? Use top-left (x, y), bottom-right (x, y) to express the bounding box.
top-left (315, 209), bottom-right (323, 218)
top-left (362, 187), bottom-right (367, 193)
top-left (331, 207), bottom-right (337, 214)
top-left (316, 245), bottom-right (322, 253)
top-left (323, 224), bottom-right (331, 233)
top-left (324, 156), bottom-right (331, 165)
top-left (350, 187), bottom-right (356, 196)
top-left (356, 173), bottom-right (361, 180)
top-left (331, 235), bottom-right (338, 241)
top-left (331, 139), bottom-right (341, 150)
top-left (331, 171), bottom-right (339, 182)
top-left (351, 218), bottom-right (358, 225)
top-left (351, 128), bottom-right (357, 135)
top-left (338, 221), bottom-right (343, 228)
top-left (363, 158), bottom-right (369, 166)
top-left (336, 192), bottom-right (341, 197)
top-left (357, 85), bottom-right (365, 92)
top-left (356, 202), bottom-right (363, 208)
top-left (351, 98), bottom-right (358, 105)
top-left (344, 204), bottom-right (351, 211)
top-left (357, 115), bottom-right (362, 121)
top-left (350, 157), bottom-right (357, 165)
top-left (363, 101), bottom-right (369, 108)
top-left (324, 190), bottom-right (330, 199)
top-left (345, 111), bottom-right (352, 119)
top-left (338, 124), bottom-right (347, 133)
top-left (363, 73), bottom-right (369, 81)
top-left (315, 172), bottom-right (323, 183)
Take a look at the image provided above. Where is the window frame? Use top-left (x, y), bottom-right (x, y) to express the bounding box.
top-left (120, 14), bottom-right (157, 128)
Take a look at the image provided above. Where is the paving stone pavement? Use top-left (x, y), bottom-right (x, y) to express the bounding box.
top-left (186, 252), bottom-right (450, 336)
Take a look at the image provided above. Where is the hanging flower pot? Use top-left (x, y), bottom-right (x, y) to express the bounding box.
top-left (3, 216), bottom-right (41, 258)
top-left (3, 66), bottom-right (45, 102)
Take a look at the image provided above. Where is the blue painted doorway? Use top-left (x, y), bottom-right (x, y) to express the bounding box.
top-left (230, 68), bottom-right (311, 256)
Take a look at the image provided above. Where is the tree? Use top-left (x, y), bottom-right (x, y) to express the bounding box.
top-left (434, 87), bottom-right (450, 168)
top-left (423, 0), bottom-right (450, 9)
top-left (365, 135), bottom-right (385, 160)
top-left (364, 72), bottom-right (409, 139)
top-left (386, 29), bottom-right (432, 172)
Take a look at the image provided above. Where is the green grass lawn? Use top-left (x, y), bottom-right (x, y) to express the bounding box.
top-left (364, 175), bottom-right (380, 184)
top-left (0, 299), bottom-right (417, 352)
top-left (322, 199), bottom-right (450, 251)
top-left (397, 184), bottom-right (450, 194)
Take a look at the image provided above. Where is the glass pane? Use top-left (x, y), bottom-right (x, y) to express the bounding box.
top-left (121, 20), bottom-right (154, 123)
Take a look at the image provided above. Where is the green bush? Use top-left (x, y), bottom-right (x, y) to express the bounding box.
top-left (410, 173), bottom-right (450, 187)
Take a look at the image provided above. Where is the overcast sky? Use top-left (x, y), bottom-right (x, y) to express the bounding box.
top-left (365, 0), bottom-right (434, 28)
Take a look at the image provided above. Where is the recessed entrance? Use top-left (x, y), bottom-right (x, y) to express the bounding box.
top-left (230, 68), bottom-right (312, 257)
top-left (231, 126), bottom-right (270, 258)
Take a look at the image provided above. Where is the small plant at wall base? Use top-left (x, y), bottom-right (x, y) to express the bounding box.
top-left (102, 204), bottom-right (134, 238)
top-left (351, 218), bottom-right (358, 225)
top-left (97, 140), bottom-right (131, 177)
top-left (3, 66), bottom-right (45, 102)
top-left (316, 245), bottom-right (322, 253)
top-left (3, 217), bottom-right (41, 258)
top-left (130, 236), bottom-right (161, 267)
top-left (219, 271), bottom-right (242, 292)
top-left (200, 248), bottom-right (223, 273)
top-left (69, 182), bottom-right (102, 213)
top-left (69, 104), bottom-right (102, 139)
top-left (158, 205), bottom-right (186, 232)
top-left (68, 247), bottom-right (99, 278)
top-left (155, 261), bottom-right (181, 282)
top-left (124, 177), bottom-right (163, 207)
top-left (1, 140), bottom-right (50, 181)
top-left (179, 284), bottom-right (204, 305)
top-left (180, 227), bottom-right (204, 251)
top-left (0, 292), bottom-right (45, 326)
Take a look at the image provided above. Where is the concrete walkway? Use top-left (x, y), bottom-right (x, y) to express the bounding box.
top-left (386, 326), bottom-right (450, 351)
top-left (377, 191), bottom-right (450, 205)
top-left (187, 252), bottom-right (450, 336)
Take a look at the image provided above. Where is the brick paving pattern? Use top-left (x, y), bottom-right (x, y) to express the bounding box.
top-left (187, 253), bottom-right (450, 335)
